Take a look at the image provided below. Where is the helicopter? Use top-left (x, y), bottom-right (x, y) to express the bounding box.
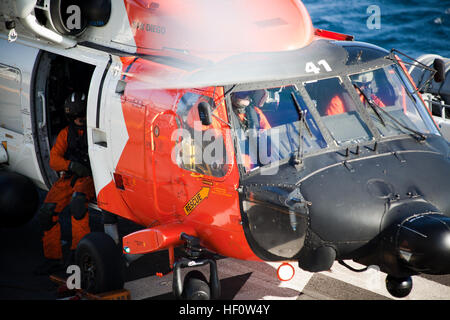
top-left (0, 0), bottom-right (449, 300)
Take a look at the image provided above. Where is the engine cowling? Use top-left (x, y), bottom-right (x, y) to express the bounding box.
top-left (35, 0), bottom-right (111, 36)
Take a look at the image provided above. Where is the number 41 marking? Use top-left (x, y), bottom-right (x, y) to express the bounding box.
top-left (305, 60), bottom-right (332, 74)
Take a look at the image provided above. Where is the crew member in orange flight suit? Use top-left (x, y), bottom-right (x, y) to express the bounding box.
top-left (325, 94), bottom-right (348, 116)
top-left (35, 92), bottom-right (95, 275)
top-left (231, 90), bottom-right (271, 130)
top-left (325, 83), bottom-right (386, 116)
top-left (231, 90), bottom-right (271, 170)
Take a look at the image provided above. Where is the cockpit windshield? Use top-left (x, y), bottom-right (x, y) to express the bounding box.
top-left (349, 64), bottom-right (439, 138)
top-left (231, 85), bottom-right (327, 172)
top-left (304, 77), bottom-right (374, 146)
top-left (232, 64), bottom-right (440, 174)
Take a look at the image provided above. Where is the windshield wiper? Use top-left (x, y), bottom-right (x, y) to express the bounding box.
top-left (388, 49), bottom-right (437, 94)
top-left (354, 84), bottom-right (386, 127)
top-left (355, 84), bottom-right (426, 141)
top-left (290, 92), bottom-right (312, 168)
top-left (290, 92), bottom-right (312, 137)
top-left (374, 101), bottom-right (426, 141)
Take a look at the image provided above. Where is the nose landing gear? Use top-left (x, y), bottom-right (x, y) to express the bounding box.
top-left (181, 270), bottom-right (211, 300)
top-left (385, 275), bottom-right (413, 298)
top-left (172, 233), bottom-right (221, 300)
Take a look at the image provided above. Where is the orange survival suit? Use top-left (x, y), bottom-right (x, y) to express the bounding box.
top-left (325, 88), bottom-right (386, 116)
top-left (37, 92), bottom-right (95, 266)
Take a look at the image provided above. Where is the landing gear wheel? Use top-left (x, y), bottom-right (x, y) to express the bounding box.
top-left (0, 171), bottom-right (39, 227)
top-left (173, 234), bottom-right (221, 300)
top-left (182, 270), bottom-right (211, 300)
top-left (385, 275), bottom-right (413, 298)
top-left (75, 232), bottom-right (125, 294)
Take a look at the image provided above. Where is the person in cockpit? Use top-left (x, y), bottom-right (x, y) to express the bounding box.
top-left (352, 71), bottom-right (387, 107)
top-left (231, 90), bottom-right (272, 171)
top-left (231, 90), bottom-right (271, 131)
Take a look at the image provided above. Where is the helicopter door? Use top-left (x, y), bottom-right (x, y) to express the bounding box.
top-left (170, 89), bottom-right (239, 221)
top-left (32, 51), bottom-right (98, 189)
top-left (0, 39), bottom-right (47, 189)
top-left (147, 105), bottom-right (179, 217)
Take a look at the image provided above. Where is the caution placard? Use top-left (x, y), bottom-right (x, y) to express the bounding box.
top-left (184, 187), bottom-right (210, 216)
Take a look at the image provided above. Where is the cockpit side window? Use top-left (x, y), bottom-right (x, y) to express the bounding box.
top-left (230, 85), bottom-right (327, 172)
top-left (174, 90), bottom-right (231, 178)
top-left (304, 77), bottom-right (373, 146)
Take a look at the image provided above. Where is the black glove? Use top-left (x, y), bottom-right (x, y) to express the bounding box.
top-left (37, 203), bottom-right (57, 231)
top-left (69, 161), bottom-right (90, 177)
top-left (70, 192), bottom-right (87, 220)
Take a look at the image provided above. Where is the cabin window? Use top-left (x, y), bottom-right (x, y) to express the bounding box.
top-left (0, 64), bottom-right (22, 134)
top-left (174, 91), bottom-right (231, 178)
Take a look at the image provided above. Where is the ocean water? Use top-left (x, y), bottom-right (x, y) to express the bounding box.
top-left (303, 0), bottom-right (450, 59)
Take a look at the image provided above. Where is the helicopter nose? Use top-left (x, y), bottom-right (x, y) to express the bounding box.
top-left (395, 213), bottom-right (450, 275)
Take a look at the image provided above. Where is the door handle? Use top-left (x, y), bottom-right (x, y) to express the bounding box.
top-left (38, 91), bottom-right (46, 129)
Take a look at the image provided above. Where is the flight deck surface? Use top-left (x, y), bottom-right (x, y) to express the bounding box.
top-left (1, 213), bottom-right (449, 301)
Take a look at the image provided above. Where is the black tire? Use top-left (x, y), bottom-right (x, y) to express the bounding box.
top-left (385, 275), bottom-right (413, 298)
top-left (75, 232), bottom-right (125, 294)
top-left (0, 171), bottom-right (39, 228)
top-left (182, 270), bottom-right (211, 300)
